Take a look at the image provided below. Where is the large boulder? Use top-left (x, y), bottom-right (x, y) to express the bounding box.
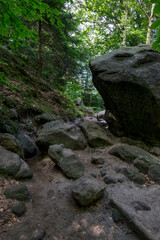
top-left (90, 45), bottom-right (160, 142)
top-left (72, 175), bottom-right (106, 206)
top-left (0, 146), bottom-right (32, 179)
top-left (36, 120), bottom-right (86, 151)
top-left (48, 144), bottom-right (84, 179)
top-left (79, 120), bottom-right (112, 147)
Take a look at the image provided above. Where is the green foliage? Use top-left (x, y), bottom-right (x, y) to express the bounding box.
top-left (151, 1), bottom-right (160, 51)
top-left (0, 0), bottom-right (65, 48)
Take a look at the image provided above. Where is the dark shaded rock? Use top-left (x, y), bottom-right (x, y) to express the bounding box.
top-left (109, 144), bottom-right (155, 164)
top-left (90, 173), bottom-right (97, 178)
top-left (31, 227), bottom-right (46, 240)
top-left (36, 120), bottom-right (86, 151)
top-left (112, 209), bottom-right (121, 223)
top-left (123, 168), bottom-right (146, 184)
top-left (0, 133), bottom-right (23, 157)
top-left (11, 202), bottom-right (26, 217)
top-left (133, 156), bottom-right (152, 174)
top-left (132, 201), bottom-right (151, 211)
top-left (35, 113), bottom-right (54, 124)
top-left (17, 133), bottom-right (38, 159)
top-left (90, 45), bottom-right (160, 143)
top-left (100, 170), bottom-right (107, 177)
top-left (0, 146), bottom-right (32, 179)
top-left (48, 144), bottom-right (84, 179)
top-left (4, 184), bottom-right (30, 201)
top-left (104, 176), bottom-right (117, 184)
top-left (91, 156), bottom-right (105, 164)
top-left (115, 167), bottom-right (122, 173)
top-left (148, 163), bottom-right (160, 183)
top-left (79, 120), bottom-right (112, 148)
top-left (72, 175), bottom-right (106, 206)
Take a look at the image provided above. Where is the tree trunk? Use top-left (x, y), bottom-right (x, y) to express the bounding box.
top-left (122, 1), bottom-right (128, 47)
top-left (146, 3), bottom-right (155, 45)
top-left (36, 19), bottom-right (43, 94)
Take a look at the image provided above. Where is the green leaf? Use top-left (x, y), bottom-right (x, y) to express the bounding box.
top-left (151, 19), bottom-right (160, 29)
top-left (52, 9), bottom-right (60, 16)
top-left (154, 4), bottom-right (160, 15)
top-left (151, 0), bottom-right (160, 3)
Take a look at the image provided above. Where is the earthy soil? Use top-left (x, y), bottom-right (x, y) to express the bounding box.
top-left (0, 119), bottom-right (160, 240)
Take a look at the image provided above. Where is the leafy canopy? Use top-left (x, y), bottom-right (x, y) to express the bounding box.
top-left (0, 0), bottom-right (65, 48)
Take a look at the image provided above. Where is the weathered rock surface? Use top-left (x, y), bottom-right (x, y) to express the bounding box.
top-left (80, 120), bottom-right (112, 147)
top-left (148, 163), bottom-right (160, 183)
top-left (48, 144), bottom-right (84, 179)
top-left (91, 156), bottom-right (105, 164)
top-left (36, 120), bottom-right (86, 151)
top-left (109, 144), bottom-right (155, 164)
top-left (0, 146), bottom-right (32, 179)
top-left (72, 175), bottom-right (106, 206)
top-left (17, 133), bottom-right (38, 159)
top-left (90, 45), bottom-right (160, 142)
top-left (4, 184), bottom-right (30, 201)
top-left (122, 167), bottom-right (146, 184)
top-left (35, 113), bottom-right (54, 124)
top-left (0, 133), bottom-right (23, 157)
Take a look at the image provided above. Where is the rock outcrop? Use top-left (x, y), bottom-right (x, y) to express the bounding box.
top-left (36, 120), bottom-right (86, 151)
top-left (90, 45), bottom-right (160, 143)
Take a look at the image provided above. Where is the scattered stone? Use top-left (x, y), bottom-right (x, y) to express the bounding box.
top-left (90, 173), bottom-right (97, 178)
top-left (97, 110), bottom-right (105, 120)
top-left (36, 120), bottom-right (86, 151)
top-left (72, 175), bottom-right (106, 206)
top-left (17, 133), bottom-right (38, 159)
top-left (112, 209), bottom-right (121, 223)
top-left (104, 176), bottom-right (117, 184)
top-left (74, 97), bottom-right (84, 106)
top-left (100, 170), bottom-right (107, 177)
top-left (91, 156), bottom-right (105, 164)
top-left (122, 168), bottom-right (146, 185)
top-left (109, 144), bottom-right (155, 164)
top-left (4, 184), bottom-right (30, 201)
top-left (0, 133), bottom-right (23, 157)
top-left (0, 146), bottom-right (32, 179)
top-left (31, 227), bottom-right (46, 240)
top-left (90, 45), bottom-right (160, 143)
top-left (48, 144), bottom-right (84, 179)
top-left (114, 167), bottom-right (122, 173)
top-left (148, 163), bottom-right (160, 183)
top-left (80, 120), bottom-right (112, 148)
top-left (118, 178), bottom-right (125, 183)
top-left (35, 113), bottom-right (54, 124)
top-left (11, 202), bottom-right (26, 217)
top-left (132, 201), bottom-right (151, 211)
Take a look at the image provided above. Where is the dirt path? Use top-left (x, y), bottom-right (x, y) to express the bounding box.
top-left (0, 123), bottom-right (160, 240)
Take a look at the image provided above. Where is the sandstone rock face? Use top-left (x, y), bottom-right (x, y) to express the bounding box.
top-left (90, 45), bottom-right (160, 142)
top-left (36, 120), bottom-right (86, 151)
top-left (48, 144), bottom-right (84, 179)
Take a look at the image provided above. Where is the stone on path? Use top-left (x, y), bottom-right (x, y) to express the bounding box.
top-left (4, 184), bottom-right (30, 201)
top-left (72, 175), bottom-right (106, 206)
top-left (122, 167), bottom-right (146, 185)
top-left (11, 202), bottom-right (26, 217)
top-left (48, 144), bottom-right (84, 179)
top-left (36, 120), bottom-right (86, 151)
top-left (80, 120), bottom-right (112, 148)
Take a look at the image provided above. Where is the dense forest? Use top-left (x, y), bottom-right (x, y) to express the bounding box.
top-left (0, 0), bottom-right (160, 115)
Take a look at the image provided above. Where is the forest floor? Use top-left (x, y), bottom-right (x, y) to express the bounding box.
top-left (0, 117), bottom-right (160, 240)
